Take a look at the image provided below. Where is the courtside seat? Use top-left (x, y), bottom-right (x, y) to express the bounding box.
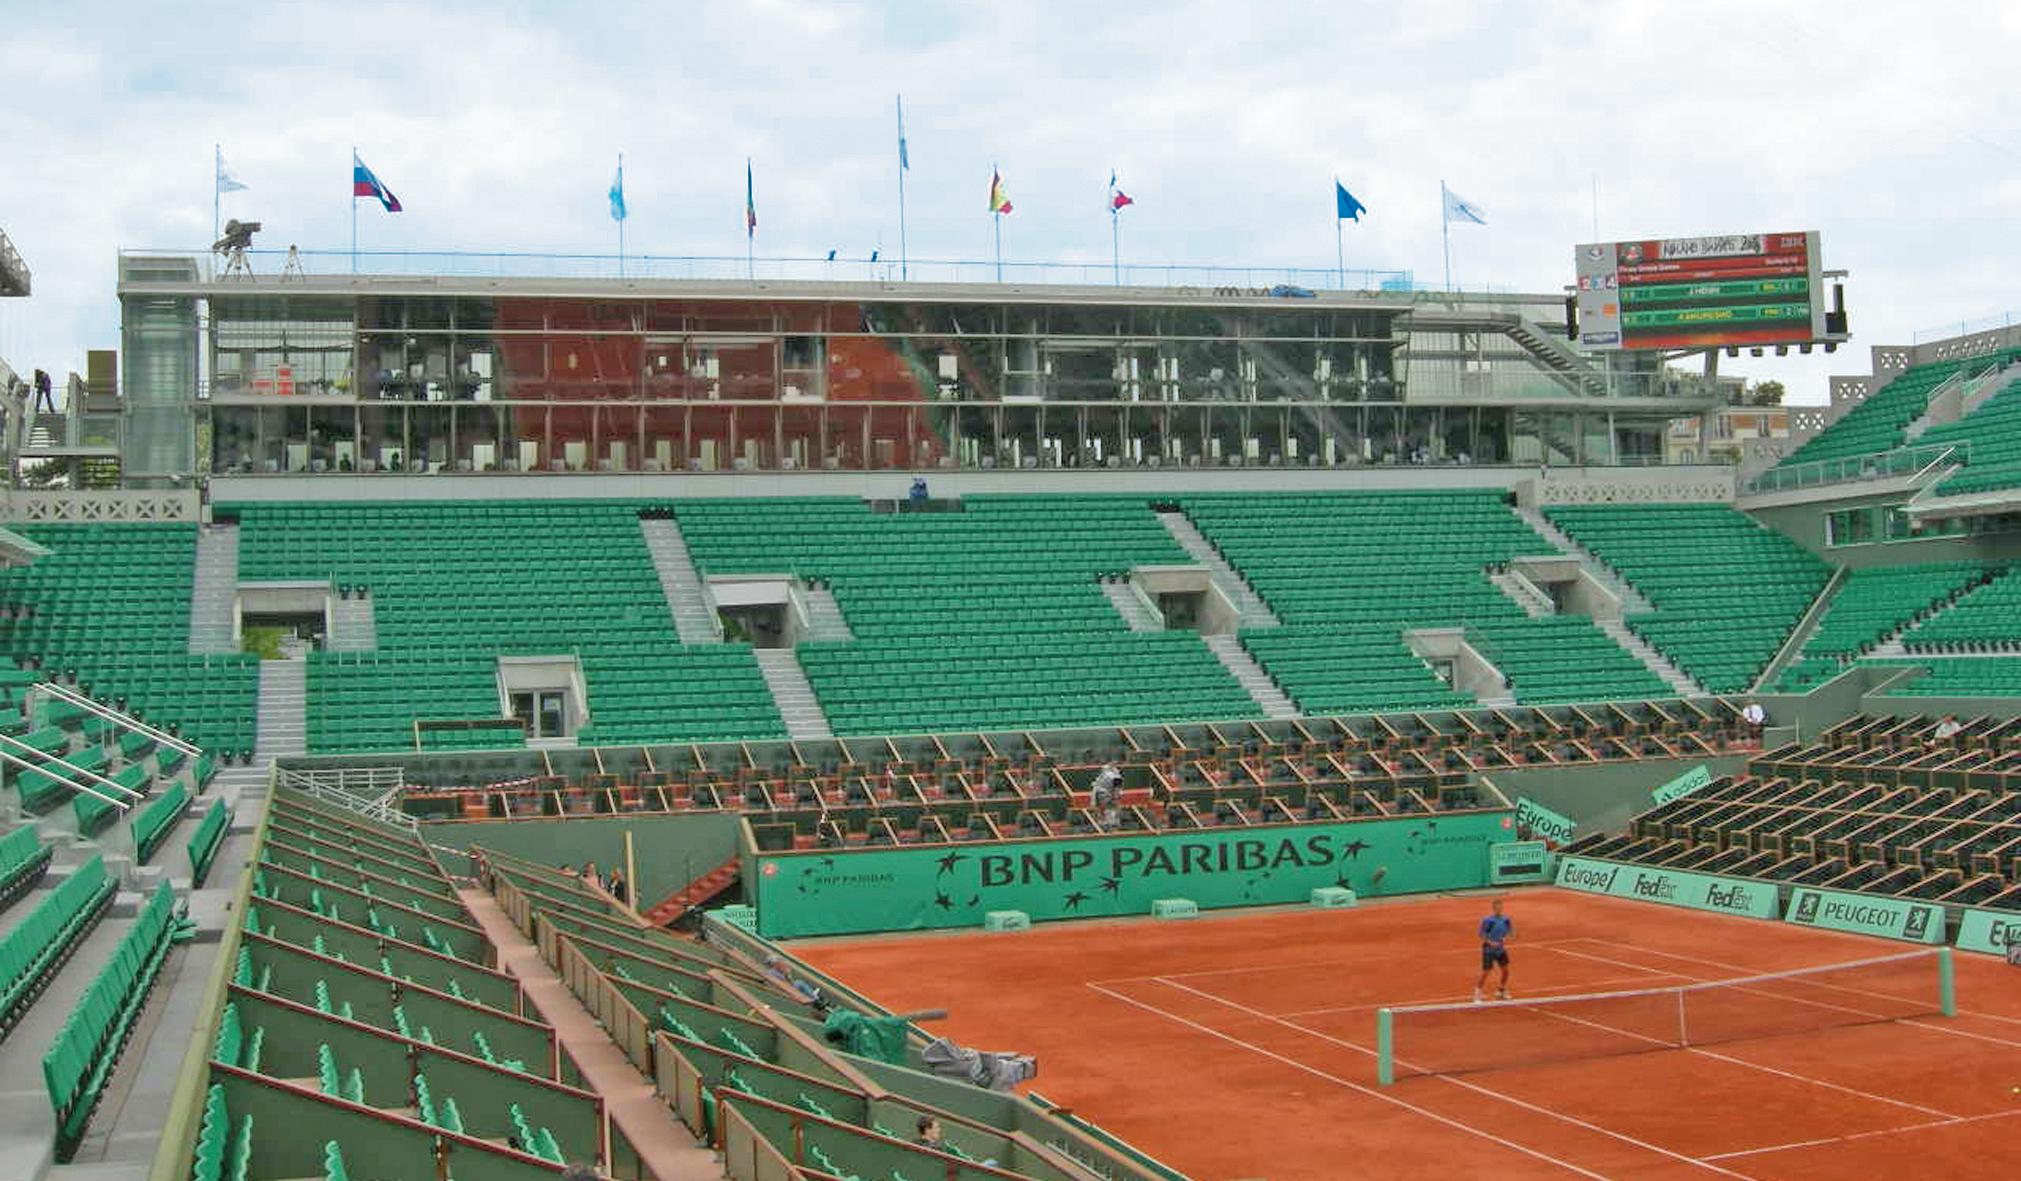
top-left (0, 854), bottom-right (117, 1031)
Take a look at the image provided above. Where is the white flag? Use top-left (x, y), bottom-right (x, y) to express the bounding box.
top-left (1442, 183), bottom-right (1486, 225)
top-left (217, 148), bottom-right (249, 194)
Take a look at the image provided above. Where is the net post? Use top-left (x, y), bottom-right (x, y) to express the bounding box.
top-left (1375, 1008), bottom-right (1394, 1087)
top-left (1938, 946), bottom-right (1956, 1018)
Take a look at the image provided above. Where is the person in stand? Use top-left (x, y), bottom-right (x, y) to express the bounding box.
top-left (580, 860), bottom-right (602, 892)
top-left (605, 866), bottom-right (628, 905)
top-left (32, 368), bottom-right (55, 414)
top-left (1090, 762), bottom-right (1122, 828)
top-left (914, 1115), bottom-right (945, 1150)
top-left (1473, 897), bottom-right (1513, 1003)
top-left (1740, 699), bottom-right (1767, 736)
top-left (908, 476), bottom-right (929, 510)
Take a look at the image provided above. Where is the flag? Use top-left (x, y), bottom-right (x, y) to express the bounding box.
top-left (1109, 170), bottom-right (1134, 213)
top-left (826, 249), bottom-right (838, 261)
top-left (745, 159), bottom-right (757, 237)
top-left (1442, 183), bottom-right (1486, 225)
top-left (988, 168), bottom-right (1012, 215)
top-left (609, 158), bottom-right (626, 222)
top-left (1335, 180), bottom-right (1365, 221)
top-left (216, 147), bottom-right (248, 194)
top-left (352, 151), bottom-right (401, 213)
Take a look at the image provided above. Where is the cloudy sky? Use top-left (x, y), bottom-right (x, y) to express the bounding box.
top-left (2, 0), bottom-right (2018, 403)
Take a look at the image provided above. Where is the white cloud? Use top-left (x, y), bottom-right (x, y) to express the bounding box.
top-left (2, 0), bottom-right (2017, 404)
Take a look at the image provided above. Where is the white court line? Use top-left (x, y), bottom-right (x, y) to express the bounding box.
top-left (1699, 1107), bottom-right (2021, 1162)
top-left (1084, 981), bottom-right (1617, 1181)
top-left (1086, 938), bottom-right (1590, 989)
top-left (1556, 942), bottom-right (2021, 1054)
top-left (1150, 977), bottom-right (1755, 1180)
top-left (1282, 971), bottom-right (1690, 1018)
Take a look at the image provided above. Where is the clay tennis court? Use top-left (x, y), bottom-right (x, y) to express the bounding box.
top-left (793, 889), bottom-right (2021, 1180)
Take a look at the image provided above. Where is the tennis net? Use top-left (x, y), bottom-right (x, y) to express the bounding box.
top-left (1375, 947), bottom-right (1955, 1084)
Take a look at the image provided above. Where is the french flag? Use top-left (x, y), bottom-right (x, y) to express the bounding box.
top-left (353, 151), bottom-right (402, 213)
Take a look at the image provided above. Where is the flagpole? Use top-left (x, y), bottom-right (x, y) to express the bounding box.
top-left (1335, 219), bottom-right (1345, 291)
top-left (993, 212), bottom-right (1002, 283)
top-left (1111, 208), bottom-right (1120, 286)
top-left (896, 95), bottom-right (909, 281)
top-left (616, 152), bottom-right (625, 280)
top-left (351, 146), bottom-right (359, 275)
top-left (1440, 181), bottom-right (1452, 293)
top-left (213, 144), bottom-right (222, 246)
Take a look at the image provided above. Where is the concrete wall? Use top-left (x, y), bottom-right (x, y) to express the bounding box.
top-left (422, 812), bottom-right (742, 907)
top-left (1486, 755), bottom-right (1753, 840)
top-left (1746, 489), bottom-right (2021, 566)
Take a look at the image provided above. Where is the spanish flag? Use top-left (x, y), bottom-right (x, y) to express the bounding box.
top-left (988, 168), bottom-right (1013, 216)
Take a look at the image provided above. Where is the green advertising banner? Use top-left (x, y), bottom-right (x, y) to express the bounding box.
top-left (1953, 908), bottom-right (2021, 959)
top-left (1650, 764), bottom-right (1713, 806)
top-left (1514, 797), bottom-right (1577, 844)
top-left (1489, 841), bottom-right (1551, 885)
top-left (1553, 855), bottom-right (1780, 920)
top-left (1785, 888), bottom-right (1946, 944)
top-left (752, 812), bottom-right (1515, 938)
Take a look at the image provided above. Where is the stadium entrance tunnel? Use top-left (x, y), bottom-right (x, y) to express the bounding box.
top-left (236, 581), bottom-right (331, 652)
top-left (1127, 565), bottom-right (1241, 633)
top-left (497, 655), bottom-right (587, 741)
top-left (708, 575), bottom-right (818, 648)
top-left (1403, 627), bottom-right (1510, 701)
top-left (1504, 554), bottom-right (1627, 619)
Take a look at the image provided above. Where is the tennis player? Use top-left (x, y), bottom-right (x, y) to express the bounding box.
top-left (1473, 897), bottom-right (1512, 1002)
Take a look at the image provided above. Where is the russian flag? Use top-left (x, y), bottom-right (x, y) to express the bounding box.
top-left (353, 151), bottom-right (402, 213)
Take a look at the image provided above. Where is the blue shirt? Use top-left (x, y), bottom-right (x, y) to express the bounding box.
top-left (1479, 915), bottom-right (1512, 949)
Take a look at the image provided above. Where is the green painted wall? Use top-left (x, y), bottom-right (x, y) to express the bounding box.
top-left (423, 812), bottom-right (741, 907)
top-left (753, 812), bottom-right (1513, 938)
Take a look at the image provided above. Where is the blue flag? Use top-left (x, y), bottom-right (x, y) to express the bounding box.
top-left (1335, 180), bottom-right (1366, 222)
top-left (609, 158), bottom-right (626, 222)
top-left (1442, 182), bottom-right (1487, 225)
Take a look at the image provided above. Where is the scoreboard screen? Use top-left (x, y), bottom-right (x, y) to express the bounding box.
top-left (1573, 231), bottom-right (1828, 351)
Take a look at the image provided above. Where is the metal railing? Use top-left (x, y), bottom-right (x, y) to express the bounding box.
top-left (109, 247), bottom-right (1581, 297)
top-left (1747, 442), bottom-right (1966, 494)
top-left (276, 766), bottom-right (415, 831)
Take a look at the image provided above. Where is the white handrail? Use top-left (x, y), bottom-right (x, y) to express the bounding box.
top-left (0, 736), bottom-right (137, 810)
top-left (30, 681), bottom-right (204, 756)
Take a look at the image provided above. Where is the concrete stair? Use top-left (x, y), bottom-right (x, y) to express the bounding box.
top-left (253, 660), bottom-right (307, 759)
top-left (799, 584), bottom-right (855, 641)
top-left (754, 649), bottom-right (832, 740)
top-left (1596, 618), bottom-right (1706, 698)
top-left (326, 593), bottom-right (378, 653)
top-left (638, 519), bottom-right (722, 644)
top-left (1203, 634), bottom-right (1299, 719)
top-left (187, 524), bottom-right (239, 656)
top-left (1488, 569), bottom-right (1555, 619)
top-left (641, 856), bottom-right (742, 927)
top-left (1155, 511), bottom-right (1280, 628)
top-left (1100, 580), bottom-right (1165, 632)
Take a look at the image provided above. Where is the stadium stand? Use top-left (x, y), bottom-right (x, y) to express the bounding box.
top-left (0, 825), bottom-right (51, 910)
top-left (0, 524), bottom-right (258, 756)
top-left (1567, 714), bottom-right (2021, 911)
top-left (1771, 352), bottom-right (2019, 471)
top-left (180, 789), bottom-right (594, 1180)
top-left (674, 495), bottom-right (1260, 733)
top-left (1544, 504), bottom-right (1831, 692)
top-left (1925, 376), bottom-right (2021, 495)
top-left (1899, 566), bottom-right (2021, 652)
top-left (1769, 562), bottom-right (2000, 692)
top-left (0, 854), bottom-right (116, 1033)
top-left (228, 502), bottom-right (785, 751)
top-left (1179, 491), bottom-right (1670, 712)
top-left (1871, 657), bottom-right (2021, 697)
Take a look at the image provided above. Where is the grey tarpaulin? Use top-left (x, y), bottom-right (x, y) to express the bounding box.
top-left (921, 1036), bottom-right (1037, 1091)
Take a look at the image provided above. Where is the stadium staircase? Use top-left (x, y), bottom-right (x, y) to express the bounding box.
top-left (1153, 509), bottom-right (1280, 628)
top-left (1512, 506), bottom-right (1657, 612)
top-left (753, 649), bottom-right (833, 741)
top-left (638, 517), bottom-right (722, 644)
top-left (186, 524), bottom-right (239, 656)
top-left (252, 660), bottom-right (307, 759)
top-left (1487, 569), bottom-right (1555, 618)
top-left (640, 856), bottom-right (742, 928)
top-left (1099, 579), bottom-right (1165, 631)
top-left (325, 594), bottom-right (377, 653)
top-left (799, 582), bottom-right (855, 641)
top-left (1201, 634), bottom-right (1299, 719)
